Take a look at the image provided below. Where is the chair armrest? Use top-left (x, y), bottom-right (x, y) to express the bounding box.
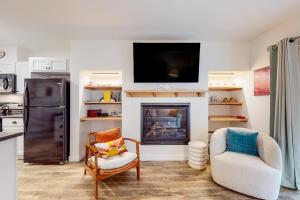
top-left (210, 128), bottom-right (227, 159)
top-left (85, 144), bottom-right (100, 171)
top-left (123, 138), bottom-right (140, 160)
top-left (88, 132), bottom-right (96, 144)
top-left (85, 144), bottom-right (98, 154)
top-left (123, 137), bottom-right (141, 144)
top-left (257, 134), bottom-right (282, 170)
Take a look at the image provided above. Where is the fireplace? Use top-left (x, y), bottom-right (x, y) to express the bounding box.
top-left (141, 103), bottom-right (190, 145)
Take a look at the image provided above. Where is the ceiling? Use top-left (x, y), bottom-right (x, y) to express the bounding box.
top-left (0, 0), bottom-right (300, 51)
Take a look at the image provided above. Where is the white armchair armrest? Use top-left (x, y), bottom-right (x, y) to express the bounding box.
top-left (210, 128), bottom-right (227, 159)
top-left (257, 133), bottom-right (282, 170)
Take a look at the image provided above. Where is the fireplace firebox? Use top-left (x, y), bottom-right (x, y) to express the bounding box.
top-left (141, 103), bottom-right (190, 145)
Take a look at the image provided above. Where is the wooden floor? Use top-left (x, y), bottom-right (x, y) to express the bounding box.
top-left (18, 161), bottom-right (300, 200)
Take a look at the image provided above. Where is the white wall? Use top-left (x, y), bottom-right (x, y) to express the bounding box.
top-left (248, 12), bottom-right (300, 134)
top-left (69, 40), bottom-right (250, 161)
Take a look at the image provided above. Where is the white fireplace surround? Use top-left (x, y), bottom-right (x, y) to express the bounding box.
top-left (122, 96), bottom-right (208, 161)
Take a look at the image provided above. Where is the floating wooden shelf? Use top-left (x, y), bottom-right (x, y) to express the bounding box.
top-left (209, 87), bottom-right (242, 91)
top-left (209, 102), bottom-right (243, 106)
top-left (208, 115), bottom-right (248, 122)
top-left (84, 85), bottom-right (122, 91)
top-left (80, 116), bottom-right (122, 122)
top-left (84, 101), bottom-right (122, 105)
top-left (124, 90), bottom-right (206, 97)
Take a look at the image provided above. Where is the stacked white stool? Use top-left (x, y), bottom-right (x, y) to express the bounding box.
top-left (188, 141), bottom-right (208, 170)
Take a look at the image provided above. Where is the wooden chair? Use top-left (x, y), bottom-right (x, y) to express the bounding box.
top-left (84, 128), bottom-right (140, 199)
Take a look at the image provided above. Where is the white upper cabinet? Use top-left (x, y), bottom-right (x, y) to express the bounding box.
top-left (30, 57), bottom-right (49, 71)
top-left (29, 57), bottom-right (68, 72)
top-left (49, 58), bottom-right (67, 71)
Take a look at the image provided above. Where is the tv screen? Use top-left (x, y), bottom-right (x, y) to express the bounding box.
top-left (133, 43), bottom-right (200, 83)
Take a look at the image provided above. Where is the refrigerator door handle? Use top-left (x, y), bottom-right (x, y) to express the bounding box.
top-left (23, 82), bottom-right (29, 107)
top-left (60, 80), bottom-right (65, 106)
top-left (23, 109), bottom-right (26, 133)
top-left (23, 108), bottom-right (29, 135)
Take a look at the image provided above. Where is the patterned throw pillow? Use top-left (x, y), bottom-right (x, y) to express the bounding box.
top-left (94, 137), bottom-right (127, 158)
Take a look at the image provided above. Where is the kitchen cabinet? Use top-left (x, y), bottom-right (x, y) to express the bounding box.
top-left (2, 117), bottom-right (24, 158)
top-left (29, 57), bottom-right (68, 72)
top-left (16, 62), bottom-right (30, 94)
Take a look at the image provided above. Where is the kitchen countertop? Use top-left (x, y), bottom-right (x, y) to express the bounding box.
top-left (0, 132), bottom-right (23, 142)
top-left (1, 114), bottom-right (23, 118)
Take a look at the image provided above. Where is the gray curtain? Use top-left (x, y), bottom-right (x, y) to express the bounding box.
top-left (272, 38), bottom-right (300, 189)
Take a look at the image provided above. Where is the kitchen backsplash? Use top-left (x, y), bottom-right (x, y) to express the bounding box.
top-left (0, 94), bottom-right (23, 104)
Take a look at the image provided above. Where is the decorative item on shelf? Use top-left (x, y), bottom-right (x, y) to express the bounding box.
top-left (100, 113), bottom-right (109, 117)
top-left (87, 110), bottom-right (102, 117)
top-left (236, 115), bottom-right (246, 119)
top-left (110, 111), bottom-right (122, 117)
top-left (210, 96), bottom-right (217, 103)
top-left (99, 95), bottom-right (117, 103)
top-left (229, 97), bottom-right (238, 103)
top-left (116, 91), bottom-right (122, 102)
top-left (222, 97), bottom-right (229, 103)
top-left (103, 90), bottom-right (112, 102)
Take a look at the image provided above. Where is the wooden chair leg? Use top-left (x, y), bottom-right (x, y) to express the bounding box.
top-left (95, 179), bottom-right (98, 199)
top-left (84, 169), bottom-right (87, 175)
top-left (136, 164), bottom-right (140, 181)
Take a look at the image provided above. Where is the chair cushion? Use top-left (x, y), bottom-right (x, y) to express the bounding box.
top-left (95, 128), bottom-right (121, 143)
top-left (94, 137), bottom-right (127, 158)
top-left (88, 152), bottom-right (137, 170)
top-left (226, 128), bottom-right (258, 156)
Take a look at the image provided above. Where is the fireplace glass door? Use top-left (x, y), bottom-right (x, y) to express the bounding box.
top-left (141, 103), bottom-right (190, 145)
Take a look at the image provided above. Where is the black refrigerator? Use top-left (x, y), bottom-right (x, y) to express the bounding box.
top-left (23, 78), bottom-right (70, 164)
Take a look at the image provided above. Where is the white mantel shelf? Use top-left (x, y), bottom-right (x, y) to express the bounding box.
top-left (124, 89), bottom-right (207, 97)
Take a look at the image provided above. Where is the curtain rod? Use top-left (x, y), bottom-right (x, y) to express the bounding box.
top-left (267, 36), bottom-right (300, 51)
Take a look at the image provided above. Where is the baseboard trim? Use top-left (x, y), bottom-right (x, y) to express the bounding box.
top-left (68, 155), bottom-right (81, 162)
top-left (17, 151), bottom-right (24, 160)
top-left (141, 154), bottom-right (187, 161)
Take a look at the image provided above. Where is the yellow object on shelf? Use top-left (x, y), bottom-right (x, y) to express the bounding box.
top-left (103, 91), bottom-right (112, 102)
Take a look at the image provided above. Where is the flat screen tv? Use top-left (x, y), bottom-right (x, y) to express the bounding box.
top-left (133, 43), bottom-right (200, 83)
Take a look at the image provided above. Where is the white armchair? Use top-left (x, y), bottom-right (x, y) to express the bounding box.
top-left (210, 128), bottom-right (282, 200)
